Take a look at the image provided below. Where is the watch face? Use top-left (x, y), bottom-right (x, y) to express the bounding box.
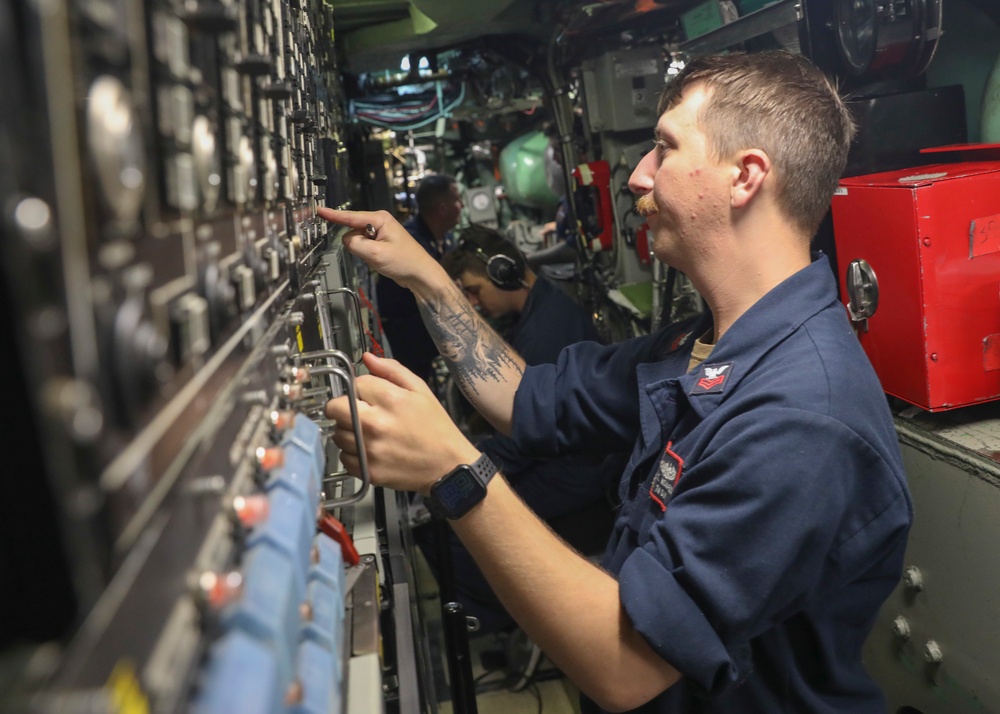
top-left (432, 466), bottom-right (487, 518)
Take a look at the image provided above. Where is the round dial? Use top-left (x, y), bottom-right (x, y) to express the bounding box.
top-left (471, 191), bottom-right (491, 212)
top-left (835, 0), bottom-right (877, 75)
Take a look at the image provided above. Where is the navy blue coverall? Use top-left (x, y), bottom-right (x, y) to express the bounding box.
top-left (511, 256), bottom-right (912, 713)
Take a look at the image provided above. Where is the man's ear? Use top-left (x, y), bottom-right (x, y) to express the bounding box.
top-left (731, 149), bottom-right (770, 210)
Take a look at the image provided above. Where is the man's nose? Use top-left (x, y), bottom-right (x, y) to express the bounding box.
top-left (628, 149), bottom-right (657, 195)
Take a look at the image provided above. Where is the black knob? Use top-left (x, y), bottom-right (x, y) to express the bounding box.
top-left (235, 54), bottom-right (274, 76)
top-left (179, 2), bottom-right (238, 33)
top-left (260, 82), bottom-right (294, 99)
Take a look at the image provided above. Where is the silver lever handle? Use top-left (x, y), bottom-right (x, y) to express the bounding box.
top-left (846, 259), bottom-right (879, 333)
top-left (320, 287), bottom-right (367, 365)
top-left (300, 363), bottom-right (370, 508)
top-left (295, 348), bottom-right (353, 372)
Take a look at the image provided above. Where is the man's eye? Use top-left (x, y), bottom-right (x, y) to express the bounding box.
top-left (655, 140), bottom-right (670, 154)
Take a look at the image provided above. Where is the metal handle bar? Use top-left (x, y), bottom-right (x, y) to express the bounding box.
top-left (320, 287), bottom-right (367, 365)
top-left (302, 363), bottom-right (370, 509)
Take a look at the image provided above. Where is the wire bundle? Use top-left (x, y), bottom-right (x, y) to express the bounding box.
top-left (350, 82), bottom-right (467, 130)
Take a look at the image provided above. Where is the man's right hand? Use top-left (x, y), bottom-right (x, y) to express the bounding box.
top-left (325, 353), bottom-right (481, 494)
top-left (316, 207), bottom-right (443, 291)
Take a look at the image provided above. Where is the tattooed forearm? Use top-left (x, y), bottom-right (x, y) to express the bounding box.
top-left (417, 282), bottom-right (523, 398)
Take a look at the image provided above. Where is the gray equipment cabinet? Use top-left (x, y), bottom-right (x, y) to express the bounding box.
top-left (864, 405), bottom-right (1000, 713)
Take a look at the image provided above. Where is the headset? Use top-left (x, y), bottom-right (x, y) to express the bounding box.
top-left (460, 238), bottom-right (527, 291)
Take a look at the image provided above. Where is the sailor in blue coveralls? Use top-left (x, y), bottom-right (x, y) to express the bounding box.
top-left (321, 50), bottom-right (913, 713)
top-left (423, 225), bottom-right (622, 633)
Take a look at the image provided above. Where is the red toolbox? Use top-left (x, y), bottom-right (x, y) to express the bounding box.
top-left (832, 160), bottom-right (1000, 411)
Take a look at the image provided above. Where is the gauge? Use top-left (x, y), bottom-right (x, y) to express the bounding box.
top-left (471, 191), bottom-right (492, 212)
top-left (830, 0), bottom-right (941, 80)
top-left (834, 0), bottom-right (876, 75)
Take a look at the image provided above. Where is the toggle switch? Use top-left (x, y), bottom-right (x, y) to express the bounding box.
top-left (260, 83), bottom-right (293, 99)
top-left (270, 409), bottom-right (297, 432)
top-left (233, 264), bottom-right (256, 310)
top-left (231, 493), bottom-right (270, 528)
top-left (234, 54), bottom-right (274, 76)
top-left (195, 569), bottom-right (244, 611)
top-left (256, 446), bottom-right (285, 472)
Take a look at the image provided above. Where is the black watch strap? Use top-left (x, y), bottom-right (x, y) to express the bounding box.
top-left (425, 453), bottom-right (497, 521)
top-left (468, 452), bottom-right (497, 486)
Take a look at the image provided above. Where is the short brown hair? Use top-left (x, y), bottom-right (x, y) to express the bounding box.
top-left (659, 51), bottom-right (856, 237)
top-left (443, 225), bottom-right (526, 281)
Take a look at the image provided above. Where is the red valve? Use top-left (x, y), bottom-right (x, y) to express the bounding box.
top-left (318, 514), bottom-right (360, 566)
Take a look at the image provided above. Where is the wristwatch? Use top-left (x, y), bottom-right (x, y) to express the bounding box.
top-left (425, 453), bottom-right (497, 520)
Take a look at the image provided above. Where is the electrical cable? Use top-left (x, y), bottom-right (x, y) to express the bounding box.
top-left (352, 83), bottom-right (467, 130)
top-left (528, 681), bottom-right (543, 714)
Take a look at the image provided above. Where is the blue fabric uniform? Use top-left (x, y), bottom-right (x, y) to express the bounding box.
top-left (510, 256), bottom-right (912, 713)
top-left (420, 276), bottom-right (623, 632)
top-left (376, 215), bottom-right (453, 380)
top-left (482, 276), bottom-right (613, 515)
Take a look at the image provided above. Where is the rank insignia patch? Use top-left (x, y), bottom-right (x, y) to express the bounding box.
top-left (650, 442), bottom-right (683, 512)
top-left (691, 361), bottom-right (733, 395)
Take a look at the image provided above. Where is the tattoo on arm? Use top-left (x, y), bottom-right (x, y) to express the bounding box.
top-left (418, 283), bottom-right (523, 396)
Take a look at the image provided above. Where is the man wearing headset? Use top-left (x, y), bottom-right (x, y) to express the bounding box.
top-left (424, 225), bottom-right (621, 635)
top-left (443, 225), bottom-right (596, 363)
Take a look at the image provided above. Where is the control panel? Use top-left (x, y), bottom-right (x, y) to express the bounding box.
top-left (0, 0), bottom-right (420, 711)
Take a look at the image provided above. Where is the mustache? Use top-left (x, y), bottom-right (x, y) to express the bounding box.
top-left (635, 194), bottom-right (658, 217)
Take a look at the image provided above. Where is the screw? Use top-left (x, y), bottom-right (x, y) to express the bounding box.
top-left (924, 639), bottom-right (943, 664)
top-left (903, 565), bottom-right (924, 591)
top-left (891, 616), bottom-right (911, 641)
